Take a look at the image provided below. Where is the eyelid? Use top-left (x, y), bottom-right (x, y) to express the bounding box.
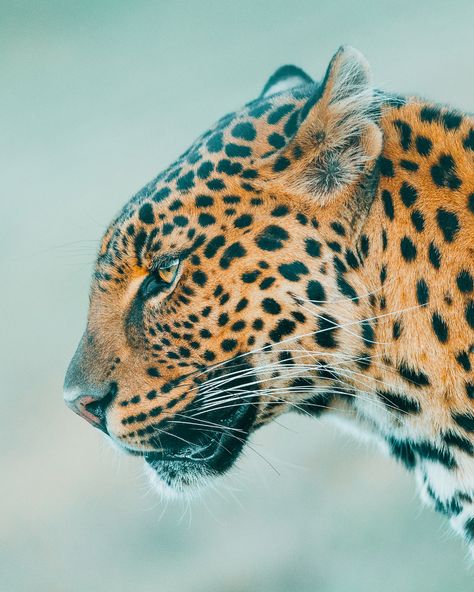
top-left (159, 257), bottom-right (180, 269)
top-left (151, 254), bottom-right (181, 273)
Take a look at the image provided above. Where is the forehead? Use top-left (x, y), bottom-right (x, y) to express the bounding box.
top-left (97, 84), bottom-right (317, 272)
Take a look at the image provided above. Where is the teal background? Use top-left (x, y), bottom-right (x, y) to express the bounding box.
top-left (1, 1), bottom-right (473, 590)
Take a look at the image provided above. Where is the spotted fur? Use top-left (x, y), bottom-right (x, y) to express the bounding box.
top-left (64, 46), bottom-right (474, 553)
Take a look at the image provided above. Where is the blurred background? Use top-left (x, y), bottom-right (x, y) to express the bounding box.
top-left (1, 1), bottom-right (473, 591)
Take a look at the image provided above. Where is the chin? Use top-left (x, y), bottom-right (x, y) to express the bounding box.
top-left (142, 402), bottom-right (258, 499)
top-left (144, 460), bottom-right (217, 500)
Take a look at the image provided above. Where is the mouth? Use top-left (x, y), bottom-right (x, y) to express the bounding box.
top-left (143, 402), bottom-right (258, 492)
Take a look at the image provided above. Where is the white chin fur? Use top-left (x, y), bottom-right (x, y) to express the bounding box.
top-left (143, 462), bottom-right (210, 501)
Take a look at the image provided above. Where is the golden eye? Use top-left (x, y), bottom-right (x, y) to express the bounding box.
top-left (155, 258), bottom-right (180, 284)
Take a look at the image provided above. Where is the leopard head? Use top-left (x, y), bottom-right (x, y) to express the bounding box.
top-left (64, 46), bottom-right (384, 495)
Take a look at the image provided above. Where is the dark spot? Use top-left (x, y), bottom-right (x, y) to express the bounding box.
top-left (415, 135), bottom-right (432, 156)
top-left (378, 390), bottom-right (420, 414)
top-left (411, 210), bottom-right (425, 232)
top-left (452, 412), bottom-right (474, 433)
top-left (219, 242), bottom-right (246, 269)
top-left (331, 221), bottom-right (346, 236)
top-left (456, 351), bottom-right (471, 372)
top-left (359, 235), bottom-right (370, 258)
top-left (327, 241), bottom-right (341, 253)
top-left (273, 156), bottom-right (291, 172)
top-left (379, 156), bottom-right (394, 177)
top-left (262, 298), bottom-right (281, 315)
top-left (235, 298), bottom-right (248, 312)
top-left (392, 320), bottom-right (402, 340)
top-left (192, 270), bottom-right (207, 287)
top-left (393, 120), bottom-right (412, 150)
top-left (432, 312), bottom-right (449, 343)
top-left (398, 362), bottom-right (430, 387)
top-left (411, 441), bottom-right (456, 469)
top-left (197, 161), bottom-right (214, 179)
top-left (206, 178), bottom-right (225, 191)
top-left (267, 103), bottom-right (295, 124)
top-left (336, 274), bottom-right (358, 302)
top-left (345, 249), bottom-right (360, 270)
top-left (271, 205), bottom-right (289, 217)
top-left (416, 279), bottom-right (429, 305)
top-left (381, 189), bottom-right (394, 220)
top-left (388, 439), bottom-right (416, 469)
top-left (442, 112), bottom-right (462, 130)
top-left (232, 122), bottom-right (256, 141)
top-left (269, 318), bottom-right (296, 342)
top-left (176, 171), bottom-right (195, 192)
top-left (223, 195), bottom-right (241, 204)
top-left (436, 208), bottom-right (460, 242)
top-left (420, 106), bottom-right (441, 123)
top-left (307, 280), bottom-right (325, 302)
top-left (314, 314), bottom-right (339, 349)
top-left (428, 242), bottom-right (441, 269)
top-left (234, 214), bottom-right (253, 228)
top-left (152, 187), bottom-right (171, 203)
top-left (278, 261), bottom-right (309, 282)
top-left (256, 225), bottom-right (289, 251)
top-left (466, 383), bottom-right (474, 399)
top-left (242, 270), bottom-right (260, 283)
top-left (443, 430), bottom-right (474, 455)
top-left (361, 321), bottom-right (375, 348)
top-left (400, 160), bottom-right (419, 172)
top-left (198, 213), bottom-right (216, 227)
top-left (204, 235), bottom-right (226, 258)
top-left (225, 143), bottom-right (251, 158)
top-left (400, 236), bottom-right (417, 262)
top-left (138, 203), bottom-right (154, 224)
top-left (304, 239), bottom-right (321, 258)
top-left (431, 154), bottom-right (462, 190)
top-left (259, 277), bottom-right (275, 290)
top-left (466, 300), bottom-right (474, 329)
top-left (217, 159), bottom-right (242, 176)
top-left (207, 133), bottom-right (223, 153)
top-left (221, 339), bottom-right (237, 352)
top-left (231, 320), bottom-right (246, 332)
top-left (399, 182), bottom-right (418, 207)
top-left (463, 129), bottom-right (474, 151)
top-left (457, 270), bottom-right (473, 293)
top-left (268, 132), bottom-right (286, 149)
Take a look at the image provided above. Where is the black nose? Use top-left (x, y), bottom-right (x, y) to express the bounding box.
top-left (63, 335), bottom-right (118, 433)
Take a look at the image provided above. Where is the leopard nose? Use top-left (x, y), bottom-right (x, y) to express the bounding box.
top-left (63, 381), bottom-right (118, 433)
top-left (63, 337), bottom-right (118, 433)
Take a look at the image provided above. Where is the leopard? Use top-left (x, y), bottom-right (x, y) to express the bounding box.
top-left (64, 46), bottom-right (474, 554)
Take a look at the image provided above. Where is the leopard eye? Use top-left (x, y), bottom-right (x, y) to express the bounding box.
top-left (155, 258), bottom-right (180, 284)
top-left (141, 258), bottom-right (181, 300)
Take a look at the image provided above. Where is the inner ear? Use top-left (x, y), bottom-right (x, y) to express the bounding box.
top-left (265, 46), bottom-right (383, 206)
top-left (261, 65), bottom-right (314, 99)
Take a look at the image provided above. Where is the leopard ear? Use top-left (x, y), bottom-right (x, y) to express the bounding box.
top-left (267, 46), bottom-right (383, 205)
top-left (260, 65), bottom-right (313, 98)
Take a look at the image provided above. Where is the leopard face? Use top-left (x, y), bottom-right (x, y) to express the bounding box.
top-left (64, 46), bottom-right (382, 493)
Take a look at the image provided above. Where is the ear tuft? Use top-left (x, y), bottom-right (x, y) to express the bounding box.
top-left (261, 65), bottom-right (313, 98)
top-left (268, 46), bottom-right (383, 205)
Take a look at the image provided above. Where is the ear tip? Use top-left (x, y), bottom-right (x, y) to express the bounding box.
top-left (335, 45), bottom-right (370, 68)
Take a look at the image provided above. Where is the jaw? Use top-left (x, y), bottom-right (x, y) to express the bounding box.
top-left (142, 402), bottom-right (258, 498)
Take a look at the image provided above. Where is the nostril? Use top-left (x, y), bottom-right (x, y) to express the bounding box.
top-left (66, 382), bottom-right (118, 434)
